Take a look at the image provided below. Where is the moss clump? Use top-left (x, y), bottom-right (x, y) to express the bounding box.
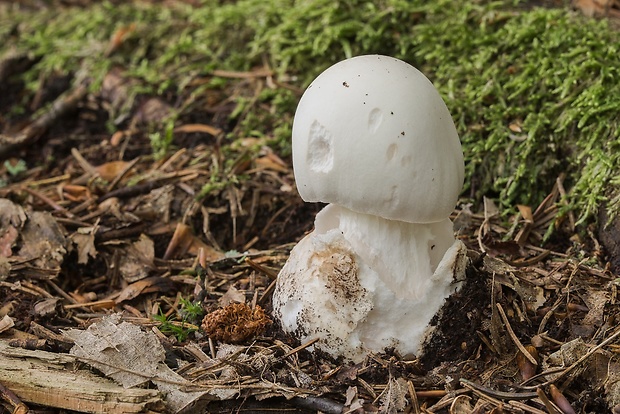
top-left (1, 0), bottom-right (619, 226)
top-left (408, 2), bottom-right (620, 224)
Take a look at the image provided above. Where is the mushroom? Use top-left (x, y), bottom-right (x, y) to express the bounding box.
top-left (272, 55), bottom-right (468, 362)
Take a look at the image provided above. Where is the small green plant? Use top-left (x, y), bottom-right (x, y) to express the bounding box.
top-left (178, 297), bottom-right (204, 324)
top-left (149, 119), bottom-right (176, 160)
top-left (152, 312), bottom-right (193, 342)
top-left (153, 298), bottom-right (203, 342)
top-left (4, 159), bottom-right (27, 176)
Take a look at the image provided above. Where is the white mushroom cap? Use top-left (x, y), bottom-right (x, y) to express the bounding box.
top-left (292, 55), bottom-right (464, 223)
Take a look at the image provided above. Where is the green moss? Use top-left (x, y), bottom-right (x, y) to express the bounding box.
top-left (408, 3), bottom-right (619, 224)
top-left (2, 0), bottom-right (619, 226)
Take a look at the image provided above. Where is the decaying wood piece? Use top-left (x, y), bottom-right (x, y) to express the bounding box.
top-left (0, 84), bottom-right (88, 159)
top-left (0, 340), bottom-right (164, 413)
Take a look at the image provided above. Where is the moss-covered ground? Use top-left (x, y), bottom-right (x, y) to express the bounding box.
top-left (2, 0), bottom-right (619, 226)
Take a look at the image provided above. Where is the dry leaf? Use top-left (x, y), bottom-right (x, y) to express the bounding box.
top-left (164, 222), bottom-right (223, 261)
top-left (219, 285), bottom-right (245, 306)
top-left (98, 197), bottom-right (141, 223)
top-left (118, 234), bottom-right (155, 282)
top-left (344, 386), bottom-right (365, 412)
top-left (0, 226), bottom-right (18, 258)
top-left (17, 211), bottom-right (67, 269)
top-left (61, 184), bottom-right (91, 202)
top-left (0, 198), bottom-right (27, 258)
top-left (450, 395), bottom-right (473, 414)
top-left (378, 377), bottom-right (408, 414)
top-left (254, 151), bottom-right (288, 173)
top-left (517, 345), bottom-right (539, 381)
top-left (581, 289), bottom-right (608, 328)
top-left (71, 229), bottom-right (97, 265)
top-left (544, 338), bottom-right (588, 370)
top-left (95, 161), bottom-right (131, 181)
top-left (115, 277), bottom-right (174, 303)
top-left (0, 199), bottom-right (27, 228)
top-left (101, 67), bottom-right (131, 111)
top-left (517, 204), bottom-right (533, 222)
top-left (64, 314), bottom-right (208, 413)
top-left (110, 130), bottom-right (125, 147)
top-left (0, 315), bottom-right (14, 333)
top-left (132, 184), bottom-right (174, 224)
top-left (33, 298), bottom-right (61, 317)
top-left (0, 258), bottom-right (10, 280)
top-left (481, 232), bottom-right (521, 257)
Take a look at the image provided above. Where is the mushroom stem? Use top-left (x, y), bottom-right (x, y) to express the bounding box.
top-left (314, 204), bottom-right (460, 300)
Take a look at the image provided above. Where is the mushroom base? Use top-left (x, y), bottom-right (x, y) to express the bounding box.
top-left (272, 205), bottom-right (468, 362)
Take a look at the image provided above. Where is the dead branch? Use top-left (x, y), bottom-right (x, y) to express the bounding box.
top-left (0, 84), bottom-right (88, 159)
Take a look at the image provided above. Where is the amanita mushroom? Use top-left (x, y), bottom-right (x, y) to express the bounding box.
top-left (272, 55), bottom-right (467, 362)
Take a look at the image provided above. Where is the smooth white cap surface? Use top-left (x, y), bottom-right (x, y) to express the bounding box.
top-left (292, 55), bottom-right (464, 223)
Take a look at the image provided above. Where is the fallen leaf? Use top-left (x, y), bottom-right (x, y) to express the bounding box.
top-left (0, 226), bottom-right (18, 258)
top-left (0, 199), bottom-right (27, 228)
top-left (164, 222), bottom-right (223, 261)
top-left (450, 395), bottom-right (473, 414)
top-left (64, 314), bottom-right (208, 413)
top-left (379, 377), bottom-right (408, 414)
top-left (481, 232), bottom-right (521, 257)
top-left (110, 130), bottom-right (125, 147)
top-left (33, 298), bottom-right (61, 317)
top-left (70, 230), bottom-right (97, 265)
top-left (95, 160), bottom-right (131, 181)
top-left (115, 276), bottom-right (174, 304)
top-left (17, 211), bottom-right (67, 269)
top-left (581, 289), bottom-right (608, 327)
top-left (344, 386), bottom-right (365, 412)
top-left (0, 315), bottom-right (14, 333)
top-left (101, 67), bottom-right (132, 112)
top-left (517, 204), bottom-right (533, 222)
top-left (0, 258), bottom-right (10, 280)
top-left (337, 365), bottom-right (359, 381)
top-left (118, 234), bottom-right (155, 282)
top-left (219, 285), bottom-right (245, 306)
top-left (98, 197), bottom-right (141, 223)
top-left (61, 184), bottom-right (91, 202)
top-left (0, 198), bottom-right (27, 258)
top-left (254, 151), bottom-right (289, 173)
